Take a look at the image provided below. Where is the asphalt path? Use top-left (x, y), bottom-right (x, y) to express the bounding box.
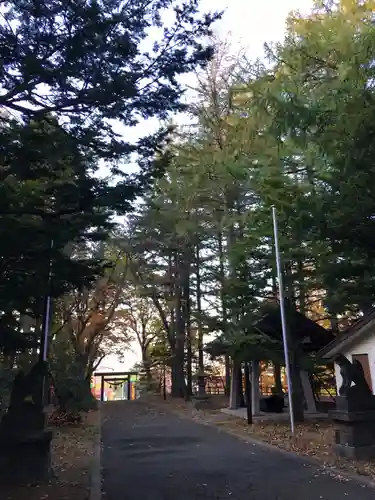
top-left (101, 401), bottom-right (375, 500)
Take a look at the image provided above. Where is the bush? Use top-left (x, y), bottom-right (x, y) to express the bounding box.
top-left (52, 374), bottom-right (97, 413)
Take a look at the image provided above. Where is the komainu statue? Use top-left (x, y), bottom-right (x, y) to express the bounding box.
top-left (334, 354), bottom-right (372, 398)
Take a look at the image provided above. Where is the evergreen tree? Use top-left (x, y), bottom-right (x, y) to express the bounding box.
top-left (0, 0), bottom-right (221, 163)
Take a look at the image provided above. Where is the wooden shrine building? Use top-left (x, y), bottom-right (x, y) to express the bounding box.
top-left (206, 300), bottom-right (334, 415)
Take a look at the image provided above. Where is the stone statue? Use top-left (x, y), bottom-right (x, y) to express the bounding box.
top-left (0, 360), bottom-right (52, 483)
top-left (334, 353), bottom-right (372, 398)
top-left (332, 354), bottom-right (375, 461)
top-left (8, 360), bottom-right (47, 410)
top-left (0, 360), bottom-right (48, 436)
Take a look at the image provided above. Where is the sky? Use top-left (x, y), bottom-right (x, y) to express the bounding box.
top-left (98, 0), bottom-right (314, 372)
top-left (200, 0), bottom-right (313, 59)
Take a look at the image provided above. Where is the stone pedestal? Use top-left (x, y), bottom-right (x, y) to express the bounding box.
top-left (0, 407), bottom-right (52, 484)
top-left (331, 396), bottom-right (375, 460)
top-left (301, 370), bottom-right (317, 413)
top-left (0, 430), bottom-right (53, 484)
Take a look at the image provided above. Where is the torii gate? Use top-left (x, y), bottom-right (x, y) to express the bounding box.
top-left (93, 371), bottom-right (138, 402)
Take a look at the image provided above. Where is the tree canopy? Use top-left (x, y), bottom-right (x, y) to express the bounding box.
top-left (0, 0), bottom-right (220, 326)
top-left (0, 0), bottom-right (221, 413)
top-left (117, 1), bottom-right (375, 416)
top-left (4, 0), bottom-right (375, 419)
top-left (0, 0), bottom-right (220, 163)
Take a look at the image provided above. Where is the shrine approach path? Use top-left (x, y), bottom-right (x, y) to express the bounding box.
top-left (101, 400), bottom-right (374, 500)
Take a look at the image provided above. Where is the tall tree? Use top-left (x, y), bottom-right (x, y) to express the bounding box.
top-left (0, 0), bottom-right (221, 163)
top-left (0, 0), bottom-right (222, 355)
top-left (252, 0), bottom-right (375, 318)
top-left (55, 247), bottom-right (130, 378)
top-left (0, 117), bottom-right (111, 340)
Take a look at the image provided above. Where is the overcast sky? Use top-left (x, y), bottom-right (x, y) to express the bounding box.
top-left (201, 0), bottom-right (313, 57)
top-left (99, 0), bottom-right (314, 372)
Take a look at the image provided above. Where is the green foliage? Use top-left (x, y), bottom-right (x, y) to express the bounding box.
top-left (0, 0), bottom-right (222, 368)
top-left (49, 332), bottom-right (97, 413)
top-left (33, 0), bottom-right (375, 404)
top-left (0, 117), bottom-right (111, 313)
top-left (0, 0), bottom-right (221, 162)
top-left (251, 0), bottom-right (375, 315)
top-left (125, 1), bottom-right (375, 401)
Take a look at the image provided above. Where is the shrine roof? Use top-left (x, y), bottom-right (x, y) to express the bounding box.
top-left (319, 308), bottom-right (375, 359)
top-left (204, 300), bottom-right (333, 359)
top-left (256, 301), bottom-right (333, 353)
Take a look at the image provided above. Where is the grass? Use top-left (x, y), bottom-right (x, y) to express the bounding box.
top-left (3, 409), bottom-right (100, 500)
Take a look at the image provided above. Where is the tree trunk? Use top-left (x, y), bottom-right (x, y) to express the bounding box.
top-left (229, 361), bottom-right (240, 409)
top-left (170, 354), bottom-right (186, 398)
top-left (185, 307), bottom-right (193, 398)
top-left (218, 229), bottom-right (231, 396)
top-left (290, 358), bottom-right (305, 423)
top-left (244, 362), bottom-right (252, 424)
top-left (171, 254), bottom-right (187, 399)
top-left (224, 354), bottom-right (231, 397)
top-left (52, 357), bottom-right (97, 413)
top-left (163, 365), bottom-right (167, 400)
top-left (283, 263), bottom-right (305, 422)
top-left (297, 259), bottom-right (306, 314)
top-left (170, 360), bottom-right (176, 396)
top-left (273, 362), bottom-right (283, 394)
top-left (195, 244), bottom-right (205, 396)
top-left (184, 257), bottom-right (192, 398)
top-left (141, 349), bottom-right (152, 388)
top-left (237, 365), bottom-right (245, 407)
top-left (166, 253), bottom-right (179, 398)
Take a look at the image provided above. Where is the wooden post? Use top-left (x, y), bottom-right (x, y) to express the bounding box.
top-left (127, 377), bottom-right (131, 400)
top-left (100, 375), bottom-right (105, 402)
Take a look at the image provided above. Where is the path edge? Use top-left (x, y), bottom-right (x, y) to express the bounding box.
top-left (219, 424), bottom-right (375, 490)
top-left (149, 400), bottom-right (375, 491)
top-left (89, 404), bottom-right (102, 500)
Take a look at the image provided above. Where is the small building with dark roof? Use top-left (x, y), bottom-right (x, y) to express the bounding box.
top-left (255, 301), bottom-right (334, 353)
top-left (205, 300), bottom-right (334, 415)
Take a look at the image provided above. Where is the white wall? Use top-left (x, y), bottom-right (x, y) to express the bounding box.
top-left (334, 331), bottom-right (375, 395)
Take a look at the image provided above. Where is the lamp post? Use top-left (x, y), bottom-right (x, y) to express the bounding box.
top-left (272, 206), bottom-right (295, 435)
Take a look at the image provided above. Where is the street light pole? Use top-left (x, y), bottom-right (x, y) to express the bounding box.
top-left (272, 206), bottom-right (295, 435)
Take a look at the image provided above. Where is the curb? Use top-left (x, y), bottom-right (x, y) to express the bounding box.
top-left (89, 406), bottom-right (102, 500)
top-left (149, 401), bottom-right (375, 491)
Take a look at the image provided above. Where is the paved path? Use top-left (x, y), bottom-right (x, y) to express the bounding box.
top-left (101, 401), bottom-right (374, 500)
